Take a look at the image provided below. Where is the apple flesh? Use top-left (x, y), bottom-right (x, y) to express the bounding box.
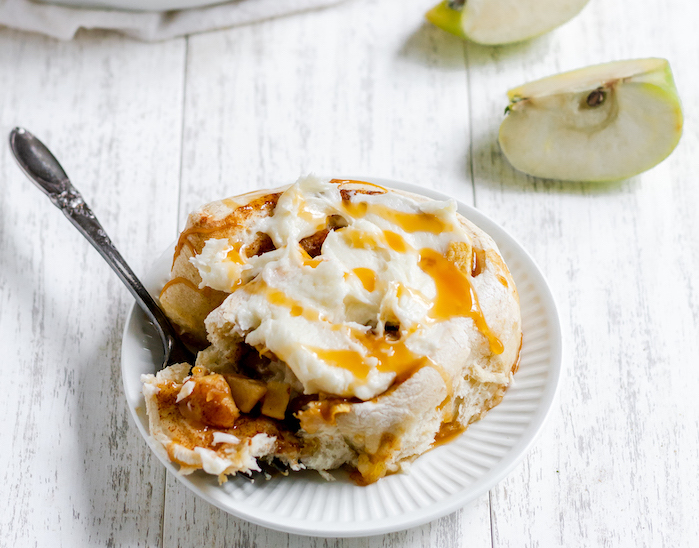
top-left (498, 58), bottom-right (683, 182)
top-left (426, 0), bottom-right (589, 45)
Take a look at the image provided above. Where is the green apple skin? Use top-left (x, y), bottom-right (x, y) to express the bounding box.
top-left (425, 1), bottom-right (465, 38)
top-left (426, 0), bottom-right (590, 46)
top-left (498, 58), bottom-right (684, 182)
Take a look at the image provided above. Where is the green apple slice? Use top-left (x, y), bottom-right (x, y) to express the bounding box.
top-left (426, 0), bottom-right (589, 45)
top-left (498, 58), bottom-right (684, 182)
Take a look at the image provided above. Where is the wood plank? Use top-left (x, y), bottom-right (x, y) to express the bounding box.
top-left (465, 0), bottom-right (699, 545)
top-left (0, 28), bottom-right (185, 547)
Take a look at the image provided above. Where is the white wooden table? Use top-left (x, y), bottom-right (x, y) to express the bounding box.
top-left (1, 0), bottom-right (697, 545)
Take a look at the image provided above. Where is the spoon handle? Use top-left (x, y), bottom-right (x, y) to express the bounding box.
top-left (9, 127), bottom-right (194, 366)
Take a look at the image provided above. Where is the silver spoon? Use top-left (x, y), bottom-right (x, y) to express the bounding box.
top-left (9, 127), bottom-right (195, 368)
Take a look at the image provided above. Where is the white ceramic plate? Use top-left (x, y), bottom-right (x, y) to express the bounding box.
top-left (121, 177), bottom-right (563, 537)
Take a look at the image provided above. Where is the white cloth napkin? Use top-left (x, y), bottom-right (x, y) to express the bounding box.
top-left (0, 0), bottom-right (346, 41)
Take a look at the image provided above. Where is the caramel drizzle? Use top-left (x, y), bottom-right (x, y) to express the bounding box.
top-left (161, 276), bottom-right (202, 295)
top-left (309, 332), bottom-right (433, 384)
top-left (172, 225), bottom-right (225, 268)
top-left (432, 421), bottom-right (466, 448)
top-left (326, 179), bottom-right (453, 234)
top-left (265, 286), bottom-right (322, 323)
top-left (226, 241), bottom-right (246, 264)
top-left (329, 178), bottom-right (388, 193)
top-left (471, 248), bottom-right (487, 277)
top-left (341, 201), bottom-right (453, 234)
top-left (241, 277), bottom-right (431, 386)
top-left (173, 182), bottom-right (504, 389)
top-left (352, 268), bottom-right (376, 292)
top-left (383, 230), bottom-right (408, 252)
top-left (340, 228), bottom-right (504, 355)
top-left (172, 200), bottom-right (267, 268)
top-left (247, 239), bottom-right (504, 389)
top-left (418, 247), bottom-right (504, 355)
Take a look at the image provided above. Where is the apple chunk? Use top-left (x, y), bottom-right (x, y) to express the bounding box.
top-left (224, 374), bottom-right (268, 413)
top-left (498, 58), bottom-right (683, 182)
top-left (177, 370), bottom-right (239, 428)
top-left (260, 381), bottom-right (291, 420)
top-left (426, 0), bottom-right (589, 45)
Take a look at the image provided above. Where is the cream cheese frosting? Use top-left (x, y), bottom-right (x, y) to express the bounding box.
top-left (191, 175), bottom-right (503, 400)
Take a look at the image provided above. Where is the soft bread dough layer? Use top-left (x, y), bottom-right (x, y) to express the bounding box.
top-left (145, 177), bottom-right (522, 483)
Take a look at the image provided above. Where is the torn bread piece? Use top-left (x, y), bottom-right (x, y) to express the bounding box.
top-left (142, 363), bottom-right (303, 482)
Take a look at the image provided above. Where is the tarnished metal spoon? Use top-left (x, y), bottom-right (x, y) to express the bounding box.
top-left (9, 127), bottom-right (194, 368)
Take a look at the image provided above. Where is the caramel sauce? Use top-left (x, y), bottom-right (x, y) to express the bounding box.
top-left (308, 329), bottom-right (432, 384)
top-left (226, 241), bottom-right (246, 264)
top-left (159, 275), bottom-right (228, 303)
top-left (378, 207), bottom-right (451, 234)
top-left (309, 348), bottom-right (372, 380)
top-left (243, 245), bottom-right (503, 383)
top-left (160, 274), bottom-right (243, 301)
top-left (317, 399), bottom-right (352, 422)
top-left (369, 333), bottom-right (431, 382)
top-left (173, 225), bottom-right (224, 264)
top-left (172, 194), bottom-right (279, 268)
top-left (160, 276), bottom-right (202, 295)
top-left (330, 178), bottom-right (388, 193)
top-left (341, 200), bottom-right (452, 234)
top-left (512, 333), bottom-right (523, 375)
top-left (265, 286), bottom-right (322, 322)
top-left (303, 258), bottom-right (323, 268)
top-left (341, 200), bottom-right (369, 218)
top-left (418, 248), bottom-right (504, 355)
top-left (383, 230), bottom-right (408, 252)
top-left (471, 247), bottom-right (486, 277)
top-left (299, 244), bottom-right (324, 267)
top-left (341, 228), bottom-right (382, 249)
top-left (163, 239), bottom-right (248, 300)
top-left (352, 267), bottom-right (376, 292)
top-left (395, 283), bottom-right (429, 306)
top-left (432, 421), bottom-right (466, 448)
top-left (341, 227), bottom-right (411, 254)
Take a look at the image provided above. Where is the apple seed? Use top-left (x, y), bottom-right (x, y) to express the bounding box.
top-left (586, 89), bottom-right (606, 107)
